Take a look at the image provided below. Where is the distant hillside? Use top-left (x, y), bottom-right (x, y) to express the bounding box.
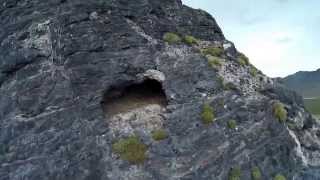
top-left (282, 69), bottom-right (320, 98)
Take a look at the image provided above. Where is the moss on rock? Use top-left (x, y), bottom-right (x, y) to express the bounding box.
top-left (201, 103), bottom-right (215, 124)
top-left (112, 136), bottom-right (147, 164)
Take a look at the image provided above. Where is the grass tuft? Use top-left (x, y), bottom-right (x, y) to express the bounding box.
top-left (227, 120), bottom-right (237, 129)
top-left (163, 32), bottom-right (181, 44)
top-left (207, 55), bottom-right (222, 69)
top-left (250, 67), bottom-right (258, 77)
top-left (152, 129), bottom-right (168, 141)
top-left (183, 35), bottom-right (198, 46)
top-left (238, 53), bottom-right (250, 66)
top-left (228, 166), bottom-right (241, 180)
top-left (112, 136), bottom-right (147, 164)
top-left (251, 166), bottom-right (262, 180)
top-left (202, 47), bottom-right (224, 57)
top-left (273, 102), bottom-right (287, 123)
top-left (274, 174), bottom-right (286, 180)
top-left (201, 103), bottom-right (215, 124)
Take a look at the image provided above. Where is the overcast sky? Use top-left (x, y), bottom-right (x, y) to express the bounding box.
top-left (182, 0), bottom-right (320, 77)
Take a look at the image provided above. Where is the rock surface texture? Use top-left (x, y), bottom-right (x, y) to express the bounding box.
top-left (0, 0), bottom-right (320, 179)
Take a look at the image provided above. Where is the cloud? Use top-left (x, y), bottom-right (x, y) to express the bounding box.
top-left (182, 0), bottom-right (320, 77)
top-left (275, 0), bottom-right (289, 3)
top-left (275, 36), bottom-right (292, 43)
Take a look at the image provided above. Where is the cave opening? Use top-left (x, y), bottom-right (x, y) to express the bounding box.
top-left (101, 79), bottom-right (168, 116)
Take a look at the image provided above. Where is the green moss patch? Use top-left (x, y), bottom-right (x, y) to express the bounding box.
top-left (274, 174), bottom-right (286, 180)
top-left (251, 167), bottom-right (262, 180)
top-left (273, 102), bottom-right (287, 123)
top-left (163, 32), bottom-right (181, 44)
top-left (201, 103), bottom-right (215, 124)
top-left (227, 120), bottom-right (237, 129)
top-left (224, 82), bottom-right (238, 91)
top-left (112, 136), bottom-right (147, 164)
top-left (152, 129), bottom-right (168, 141)
top-left (183, 35), bottom-right (198, 46)
top-left (228, 166), bottom-right (241, 180)
top-left (250, 67), bottom-right (258, 77)
top-left (207, 55), bottom-right (222, 69)
top-left (202, 47), bottom-right (223, 57)
top-left (238, 53), bottom-right (250, 66)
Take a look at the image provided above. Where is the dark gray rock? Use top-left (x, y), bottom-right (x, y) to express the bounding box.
top-left (0, 0), bottom-right (319, 180)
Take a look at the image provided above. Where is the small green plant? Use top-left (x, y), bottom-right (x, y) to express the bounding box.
top-left (202, 47), bottom-right (223, 57)
top-left (238, 53), bottom-right (249, 66)
top-left (207, 55), bottom-right (222, 69)
top-left (112, 136), bottom-right (147, 164)
top-left (273, 102), bottom-right (287, 122)
top-left (224, 82), bottom-right (237, 91)
top-left (201, 103), bottom-right (215, 124)
top-left (228, 166), bottom-right (241, 180)
top-left (274, 174), bottom-right (286, 180)
top-left (163, 32), bottom-right (181, 44)
top-left (227, 120), bottom-right (237, 129)
top-left (152, 129), bottom-right (168, 141)
top-left (251, 167), bottom-right (262, 180)
top-left (250, 67), bottom-right (258, 77)
top-left (183, 35), bottom-right (198, 45)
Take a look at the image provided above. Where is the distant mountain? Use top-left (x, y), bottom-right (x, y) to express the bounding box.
top-left (282, 69), bottom-right (320, 98)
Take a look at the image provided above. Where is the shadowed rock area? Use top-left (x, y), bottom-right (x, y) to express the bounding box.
top-left (102, 79), bottom-right (167, 116)
top-left (0, 0), bottom-right (320, 180)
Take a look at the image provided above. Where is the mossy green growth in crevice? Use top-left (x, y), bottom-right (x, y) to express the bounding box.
top-left (152, 129), bottom-right (168, 141)
top-left (273, 102), bottom-right (287, 123)
top-left (228, 166), bottom-right (241, 180)
top-left (183, 35), bottom-right (198, 46)
top-left (238, 53), bottom-right (250, 66)
top-left (250, 67), bottom-right (258, 77)
top-left (224, 82), bottom-right (238, 91)
top-left (112, 136), bottom-right (147, 164)
top-left (274, 174), bottom-right (286, 180)
top-left (201, 103), bottom-right (215, 124)
top-left (163, 32), bottom-right (181, 44)
top-left (207, 55), bottom-right (222, 69)
top-left (251, 166), bottom-right (262, 180)
top-left (227, 120), bottom-right (237, 129)
top-left (202, 47), bottom-right (224, 57)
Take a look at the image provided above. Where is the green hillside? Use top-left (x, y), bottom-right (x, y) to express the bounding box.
top-left (304, 98), bottom-right (320, 116)
top-left (282, 69), bottom-right (320, 98)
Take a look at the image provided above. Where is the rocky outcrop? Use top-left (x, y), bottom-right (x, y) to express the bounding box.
top-left (0, 0), bottom-right (320, 179)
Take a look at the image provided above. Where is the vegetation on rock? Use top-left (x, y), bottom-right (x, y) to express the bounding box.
top-left (224, 82), bottom-right (238, 91)
top-left (183, 35), bottom-right (198, 45)
top-left (202, 47), bottom-right (223, 57)
top-left (228, 166), bottom-right (241, 180)
top-left (152, 129), bottom-right (168, 141)
top-left (163, 32), bottom-right (181, 44)
top-left (250, 67), bottom-right (258, 77)
top-left (251, 166), bottom-right (262, 180)
top-left (274, 174), bottom-right (286, 180)
top-left (238, 53), bottom-right (250, 66)
top-left (207, 55), bottom-right (222, 69)
top-left (112, 136), bottom-right (147, 164)
top-left (273, 102), bottom-right (287, 122)
top-left (227, 120), bottom-right (237, 129)
top-left (201, 103), bottom-right (215, 124)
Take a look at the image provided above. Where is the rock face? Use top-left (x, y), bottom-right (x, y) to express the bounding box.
top-left (0, 0), bottom-right (320, 180)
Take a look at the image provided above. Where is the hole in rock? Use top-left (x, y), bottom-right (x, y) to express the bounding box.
top-left (102, 79), bottom-right (167, 116)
